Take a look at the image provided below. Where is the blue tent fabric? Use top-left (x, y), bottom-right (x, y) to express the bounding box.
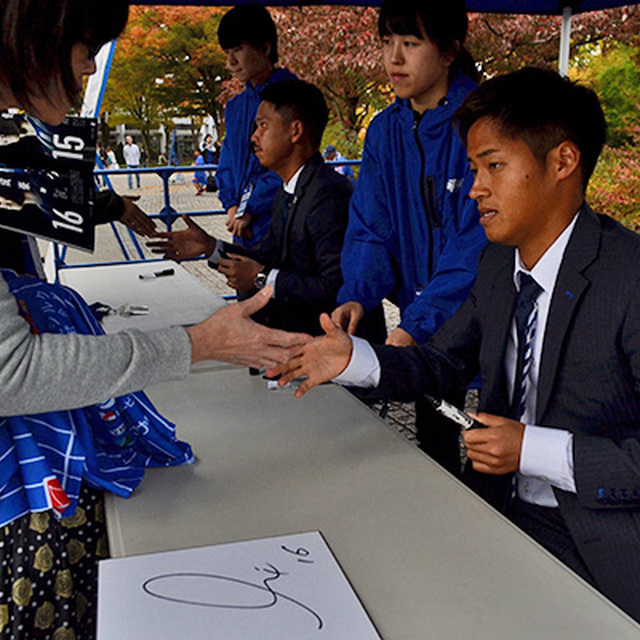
top-left (0, 270), bottom-right (194, 528)
top-left (130, 0), bottom-right (639, 14)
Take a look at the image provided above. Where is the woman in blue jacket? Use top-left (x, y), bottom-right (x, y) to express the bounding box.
top-left (332, 0), bottom-right (487, 475)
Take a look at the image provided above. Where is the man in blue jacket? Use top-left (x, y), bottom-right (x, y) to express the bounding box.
top-left (216, 5), bottom-right (297, 252)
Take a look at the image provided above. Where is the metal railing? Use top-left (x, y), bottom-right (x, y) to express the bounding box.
top-left (52, 159), bottom-right (361, 280)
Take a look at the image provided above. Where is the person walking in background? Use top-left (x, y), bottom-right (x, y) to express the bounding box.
top-left (215, 4), bottom-right (297, 253)
top-left (192, 148), bottom-right (207, 196)
top-left (330, 0), bottom-right (487, 477)
top-left (123, 134), bottom-right (141, 190)
top-left (323, 144), bottom-right (356, 185)
top-left (201, 133), bottom-right (215, 168)
top-left (106, 145), bottom-right (119, 170)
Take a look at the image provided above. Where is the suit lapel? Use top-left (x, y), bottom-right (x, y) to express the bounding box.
top-left (482, 250), bottom-right (517, 416)
top-left (279, 153), bottom-right (323, 264)
top-left (536, 206), bottom-right (601, 420)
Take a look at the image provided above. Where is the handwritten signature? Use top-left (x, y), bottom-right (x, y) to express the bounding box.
top-left (141, 545), bottom-right (323, 630)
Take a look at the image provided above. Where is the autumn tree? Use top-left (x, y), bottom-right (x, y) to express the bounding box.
top-left (467, 5), bottom-right (640, 76)
top-left (101, 13), bottom-right (167, 161)
top-left (102, 7), bottom-right (228, 160)
top-left (272, 7), bottom-right (388, 156)
top-left (143, 7), bottom-right (228, 129)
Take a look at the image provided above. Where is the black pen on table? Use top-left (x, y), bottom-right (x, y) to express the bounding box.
top-left (139, 268), bottom-right (175, 280)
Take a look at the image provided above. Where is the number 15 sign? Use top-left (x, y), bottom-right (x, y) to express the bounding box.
top-left (0, 112), bottom-right (97, 251)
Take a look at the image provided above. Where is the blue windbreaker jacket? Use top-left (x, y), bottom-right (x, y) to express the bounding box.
top-left (337, 74), bottom-right (487, 344)
top-left (216, 68), bottom-right (297, 248)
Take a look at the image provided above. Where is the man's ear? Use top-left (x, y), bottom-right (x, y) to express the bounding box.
top-left (443, 40), bottom-right (460, 68)
top-left (289, 119), bottom-right (304, 144)
top-left (552, 140), bottom-right (581, 182)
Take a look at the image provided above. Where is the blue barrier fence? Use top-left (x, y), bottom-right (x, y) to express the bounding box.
top-left (52, 160), bottom-right (361, 281)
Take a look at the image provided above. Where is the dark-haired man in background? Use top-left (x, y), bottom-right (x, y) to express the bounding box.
top-left (151, 81), bottom-right (372, 337)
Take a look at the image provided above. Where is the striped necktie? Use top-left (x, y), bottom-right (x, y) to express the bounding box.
top-left (512, 273), bottom-right (542, 420)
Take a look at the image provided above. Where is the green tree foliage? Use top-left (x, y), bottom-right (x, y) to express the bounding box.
top-left (588, 138), bottom-right (640, 230)
top-left (577, 43), bottom-right (640, 227)
top-left (577, 44), bottom-right (640, 146)
top-left (102, 7), bottom-right (228, 160)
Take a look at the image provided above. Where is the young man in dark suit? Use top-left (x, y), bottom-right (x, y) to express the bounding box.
top-left (268, 67), bottom-right (640, 621)
top-left (151, 81), bottom-right (384, 338)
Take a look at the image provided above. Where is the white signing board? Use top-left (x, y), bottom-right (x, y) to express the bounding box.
top-left (98, 531), bottom-right (382, 639)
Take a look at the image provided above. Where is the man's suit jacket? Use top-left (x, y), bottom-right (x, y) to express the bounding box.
top-left (242, 152), bottom-right (352, 335)
top-left (369, 205), bottom-right (640, 619)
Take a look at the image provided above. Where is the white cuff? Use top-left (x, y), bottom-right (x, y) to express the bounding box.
top-left (332, 336), bottom-right (380, 388)
top-left (520, 425), bottom-right (576, 493)
top-left (266, 268), bottom-right (278, 299)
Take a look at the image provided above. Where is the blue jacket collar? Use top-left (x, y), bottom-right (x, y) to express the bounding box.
top-left (392, 73), bottom-right (478, 128)
top-left (245, 67), bottom-right (298, 95)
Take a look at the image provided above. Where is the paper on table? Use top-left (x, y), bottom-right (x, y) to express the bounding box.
top-left (98, 531), bottom-right (382, 640)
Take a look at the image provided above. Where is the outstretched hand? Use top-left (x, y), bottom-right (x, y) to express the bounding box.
top-left (186, 286), bottom-right (312, 368)
top-left (266, 313), bottom-right (353, 397)
top-left (146, 213), bottom-right (215, 260)
top-left (120, 195), bottom-right (158, 237)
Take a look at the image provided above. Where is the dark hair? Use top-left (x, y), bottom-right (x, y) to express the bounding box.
top-left (218, 4), bottom-right (278, 65)
top-left (259, 80), bottom-right (328, 149)
top-left (0, 0), bottom-right (129, 111)
top-left (378, 0), bottom-right (477, 82)
top-left (454, 67), bottom-right (607, 189)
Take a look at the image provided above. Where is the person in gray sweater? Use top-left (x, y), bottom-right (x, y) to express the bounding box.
top-left (0, 0), bottom-right (309, 418)
top-left (0, 2), bottom-right (310, 637)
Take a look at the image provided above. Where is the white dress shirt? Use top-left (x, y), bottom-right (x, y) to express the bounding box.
top-left (265, 165), bottom-right (304, 297)
top-left (336, 213), bottom-right (582, 507)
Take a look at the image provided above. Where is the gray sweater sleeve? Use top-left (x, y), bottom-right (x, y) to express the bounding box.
top-left (0, 276), bottom-right (192, 415)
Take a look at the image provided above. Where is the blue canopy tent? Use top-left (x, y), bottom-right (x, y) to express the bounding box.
top-left (129, 0), bottom-right (635, 8)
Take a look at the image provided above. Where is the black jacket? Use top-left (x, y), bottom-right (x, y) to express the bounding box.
top-left (366, 206), bottom-right (640, 620)
top-left (243, 153), bottom-right (353, 335)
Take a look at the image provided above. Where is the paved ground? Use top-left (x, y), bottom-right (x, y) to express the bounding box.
top-left (60, 171), bottom-right (420, 441)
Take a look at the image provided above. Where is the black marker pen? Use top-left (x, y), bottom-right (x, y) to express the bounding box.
top-left (139, 268), bottom-right (175, 280)
top-left (424, 394), bottom-right (486, 430)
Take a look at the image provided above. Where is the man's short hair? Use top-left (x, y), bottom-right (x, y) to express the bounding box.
top-left (454, 67), bottom-right (607, 189)
top-left (259, 80), bottom-right (329, 149)
top-left (217, 4), bottom-right (278, 65)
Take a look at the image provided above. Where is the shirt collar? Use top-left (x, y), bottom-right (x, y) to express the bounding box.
top-left (513, 211), bottom-right (580, 294)
top-left (283, 164), bottom-right (305, 195)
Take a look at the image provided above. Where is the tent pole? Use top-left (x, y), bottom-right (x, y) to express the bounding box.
top-left (81, 40), bottom-right (117, 118)
top-left (558, 6), bottom-right (573, 76)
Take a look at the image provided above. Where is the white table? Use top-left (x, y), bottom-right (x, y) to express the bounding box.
top-left (104, 367), bottom-right (640, 639)
top-left (59, 261), bottom-right (226, 332)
